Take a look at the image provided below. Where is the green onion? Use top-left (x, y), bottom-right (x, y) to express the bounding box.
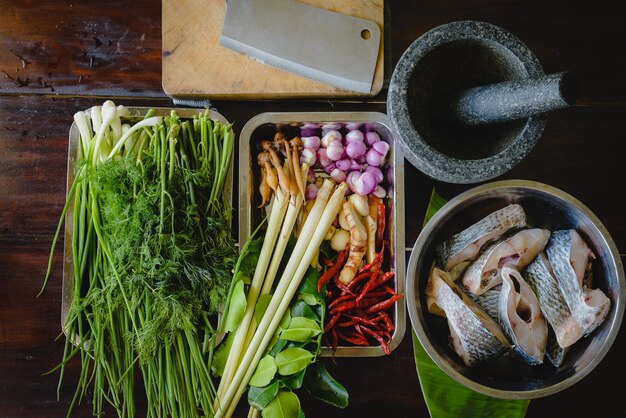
top-left (43, 103), bottom-right (236, 417)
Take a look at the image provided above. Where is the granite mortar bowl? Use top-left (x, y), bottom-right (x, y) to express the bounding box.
top-left (388, 21), bottom-right (547, 184)
top-left (406, 180), bottom-right (624, 398)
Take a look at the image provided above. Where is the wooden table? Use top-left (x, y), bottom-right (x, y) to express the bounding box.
top-left (1, 1), bottom-right (624, 417)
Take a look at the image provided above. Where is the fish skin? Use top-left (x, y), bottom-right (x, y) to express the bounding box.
top-left (426, 268), bottom-right (511, 367)
top-left (524, 253), bottom-right (585, 348)
top-left (436, 204), bottom-right (527, 271)
top-left (546, 327), bottom-right (569, 367)
top-left (463, 228), bottom-right (551, 296)
top-left (498, 266), bottom-right (548, 365)
top-left (546, 230), bottom-right (610, 336)
top-left (469, 287), bottom-right (501, 320)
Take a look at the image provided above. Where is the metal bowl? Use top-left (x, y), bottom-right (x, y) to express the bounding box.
top-left (406, 180), bottom-right (624, 399)
top-left (238, 112), bottom-right (406, 357)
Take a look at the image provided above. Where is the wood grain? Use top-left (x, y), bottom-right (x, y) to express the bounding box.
top-left (0, 1), bottom-right (164, 98)
top-left (1, 1), bottom-right (626, 417)
top-left (161, 0), bottom-right (385, 99)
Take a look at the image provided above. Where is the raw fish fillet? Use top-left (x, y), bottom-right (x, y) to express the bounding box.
top-left (463, 228), bottom-right (550, 296)
top-left (437, 204), bottom-right (527, 271)
top-left (498, 266), bottom-right (548, 365)
top-left (426, 268), bottom-right (511, 366)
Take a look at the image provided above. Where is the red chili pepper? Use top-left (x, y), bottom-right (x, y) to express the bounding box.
top-left (324, 314), bottom-right (341, 333)
top-left (347, 315), bottom-right (378, 327)
top-left (334, 277), bottom-right (355, 296)
top-left (383, 285), bottom-right (395, 295)
top-left (365, 294), bottom-right (403, 314)
top-left (318, 250), bottom-right (347, 292)
top-left (337, 333), bottom-right (369, 346)
top-left (357, 242), bottom-right (385, 275)
top-left (355, 270), bottom-right (379, 303)
top-left (336, 320), bottom-right (356, 328)
top-left (331, 327), bottom-right (338, 351)
top-left (357, 291), bottom-right (388, 299)
top-left (348, 270), bottom-right (373, 289)
top-left (371, 271), bottom-right (394, 289)
top-left (330, 300), bottom-right (357, 315)
top-left (328, 294), bottom-right (353, 309)
top-left (356, 297), bottom-right (382, 308)
top-left (361, 326), bottom-right (390, 355)
top-left (322, 258), bottom-right (334, 267)
top-left (376, 203), bottom-right (386, 247)
top-left (377, 311), bottom-right (394, 331)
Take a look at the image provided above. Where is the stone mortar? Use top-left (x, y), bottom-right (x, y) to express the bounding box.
top-left (387, 21), bottom-right (547, 184)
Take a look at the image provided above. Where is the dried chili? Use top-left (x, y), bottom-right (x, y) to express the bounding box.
top-left (317, 249), bottom-right (347, 292)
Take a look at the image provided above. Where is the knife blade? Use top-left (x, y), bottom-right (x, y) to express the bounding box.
top-left (220, 0), bottom-right (381, 94)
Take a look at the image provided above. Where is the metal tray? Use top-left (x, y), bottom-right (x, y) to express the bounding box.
top-left (238, 112), bottom-right (406, 357)
top-left (62, 107), bottom-right (233, 335)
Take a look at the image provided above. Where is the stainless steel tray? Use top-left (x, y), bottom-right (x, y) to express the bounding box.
top-left (62, 107), bottom-right (233, 334)
top-left (238, 112), bottom-right (406, 357)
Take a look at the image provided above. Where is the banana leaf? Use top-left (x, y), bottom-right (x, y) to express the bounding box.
top-left (413, 189), bottom-right (530, 418)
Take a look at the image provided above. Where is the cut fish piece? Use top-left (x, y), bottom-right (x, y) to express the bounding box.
top-left (426, 268), bottom-right (511, 366)
top-left (546, 327), bottom-right (569, 367)
top-left (524, 253), bottom-right (585, 348)
top-left (463, 228), bottom-right (551, 296)
top-left (546, 230), bottom-right (610, 336)
top-left (436, 204), bottom-right (527, 271)
top-left (498, 266), bottom-right (548, 365)
top-left (469, 286), bottom-right (501, 320)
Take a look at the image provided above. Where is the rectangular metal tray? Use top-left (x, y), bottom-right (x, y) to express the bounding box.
top-left (238, 112), bottom-right (405, 357)
top-left (62, 107), bottom-right (233, 335)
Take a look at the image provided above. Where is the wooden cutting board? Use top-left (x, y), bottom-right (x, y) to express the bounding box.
top-left (162, 0), bottom-right (384, 99)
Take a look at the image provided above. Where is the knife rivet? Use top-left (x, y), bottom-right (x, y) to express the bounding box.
top-left (361, 29), bottom-right (371, 40)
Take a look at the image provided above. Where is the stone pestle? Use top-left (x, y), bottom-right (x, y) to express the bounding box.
top-left (388, 21), bottom-right (581, 184)
top-left (450, 72), bottom-right (580, 126)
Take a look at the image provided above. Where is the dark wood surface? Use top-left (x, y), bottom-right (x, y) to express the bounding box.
top-left (1, 1), bottom-right (625, 417)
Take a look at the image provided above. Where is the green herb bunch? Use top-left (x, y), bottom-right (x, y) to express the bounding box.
top-left (214, 235), bottom-right (348, 418)
top-left (43, 102), bottom-right (236, 418)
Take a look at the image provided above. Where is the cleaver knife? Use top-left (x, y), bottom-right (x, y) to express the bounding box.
top-left (220, 0), bottom-right (381, 94)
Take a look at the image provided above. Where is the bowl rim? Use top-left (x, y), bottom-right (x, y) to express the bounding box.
top-left (387, 21), bottom-right (547, 184)
top-left (406, 179), bottom-right (625, 399)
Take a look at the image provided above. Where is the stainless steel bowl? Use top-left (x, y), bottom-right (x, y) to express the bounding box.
top-left (406, 180), bottom-right (624, 399)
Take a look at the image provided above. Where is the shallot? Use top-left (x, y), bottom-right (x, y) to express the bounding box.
top-left (300, 148), bottom-right (317, 166)
top-left (330, 168), bottom-right (347, 184)
top-left (305, 183), bottom-right (319, 200)
top-left (364, 131), bottom-right (381, 147)
top-left (302, 136), bottom-right (321, 150)
top-left (317, 148), bottom-right (332, 168)
top-left (321, 130), bottom-right (342, 147)
top-left (346, 141), bottom-right (367, 160)
top-left (366, 148), bottom-right (385, 167)
top-left (345, 130), bottom-right (364, 144)
top-left (353, 172), bottom-right (377, 196)
top-left (327, 140), bottom-right (344, 161)
top-left (364, 166), bottom-right (384, 184)
top-left (336, 159), bottom-right (351, 171)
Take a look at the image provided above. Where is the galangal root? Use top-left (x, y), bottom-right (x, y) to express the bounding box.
top-left (339, 200), bottom-right (367, 284)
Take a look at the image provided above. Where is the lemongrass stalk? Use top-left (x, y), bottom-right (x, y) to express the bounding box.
top-left (222, 183), bottom-right (347, 418)
top-left (215, 189), bottom-right (289, 404)
top-left (237, 189), bottom-right (304, 362)
top-left (237, 165), bottom-right (309, 379)
top-left (214, 180), bottom-right (332, 416)
top-left (259, 163), bottom-right (308, 296)
top-left (248, 406), bottom-right (260, 418)
top-left (216, 181), bottom-right (345, 418)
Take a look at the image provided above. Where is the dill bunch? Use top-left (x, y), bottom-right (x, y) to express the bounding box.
top-left (43, 104), bottom-right (236, 418)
